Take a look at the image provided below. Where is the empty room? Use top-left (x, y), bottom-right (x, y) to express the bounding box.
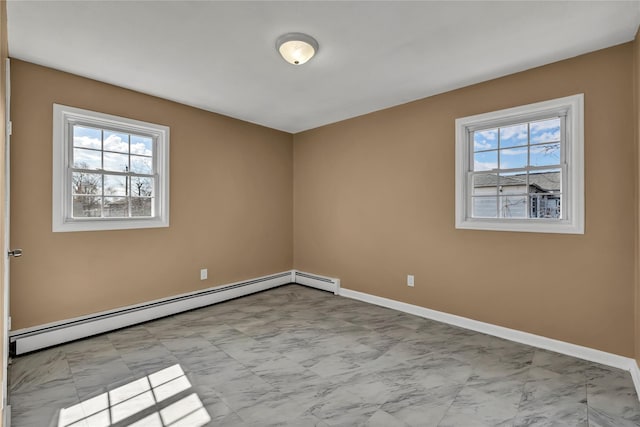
top-left (1, 0), bottom-right (640, 426)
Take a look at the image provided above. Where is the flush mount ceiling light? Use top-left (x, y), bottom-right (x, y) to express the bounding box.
top-left (276, 32), bottom-right (319, 65)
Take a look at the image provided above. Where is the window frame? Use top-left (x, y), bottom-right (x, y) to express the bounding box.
top-left (455, 94), bottom-right (584, 234)
top-left (53, 104), bottom-right (170, 232)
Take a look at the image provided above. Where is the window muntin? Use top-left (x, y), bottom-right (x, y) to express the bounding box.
top-left (455, 94), bottom-right (584, 234)
top-left (469, 117), bottom-right (563, 220)
top-left (71, 125), bottom-right (155, 219)
top-left (53, 104), bottom-right (169, 232)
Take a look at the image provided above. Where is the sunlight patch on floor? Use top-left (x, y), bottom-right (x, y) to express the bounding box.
top-left (57, 364), bottom-right (210, 427)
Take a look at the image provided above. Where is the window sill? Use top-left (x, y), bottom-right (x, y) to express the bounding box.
top-left (455, 218), bottom-right (583, 234)
top-left (53, 217), bottom-right (169, 233)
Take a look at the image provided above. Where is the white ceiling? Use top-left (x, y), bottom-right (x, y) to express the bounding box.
top-left (7, 1), bottom-right (640, 133)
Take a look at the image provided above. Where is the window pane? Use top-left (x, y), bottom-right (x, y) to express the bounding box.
top-left (131, 198), bottom-right (153, 217)
top-left (500, 195), bottom-right (527, 218)
top-left (73, 126), bottom-right (101, 149)
top-left (530, 118), bottom-right (560, 144)
top-left (473, 174), bottom-right (497, 196)
top-left (499, 147), bottom-right (527, 169)
top-left (131, 155), bottom-right (153, 174)
top-left (72, 172), bottom-right (102, 195)
top-left (130, 177), bottom-right (153, 197)
top-left (499, 124), bottom-right (528, 148)
top-left (499, 173), bottom-right (527, 195)
top-left (73, 196), bottom-right (102, 217)
top-left (529, 169), bottom-right (561, 219)
top-left (104, 131), bottom-right (129, 153)
top-left (473, 151), bottom-right (497, 171)
top-left (104, 197), bottom-right (128, 217)
top-left (530, 193), bottom-right (561, 219)
top-left (104, 175), bottom-right (127, 196)
top-left (472, 196), bottom-right (497, 218)
top-left (473, 129), bottom-right (498, 151)
top-left (104, 152), bottom-right (129, 172)
top-left (529, 169), bottom-right (561, 192)
top-left (73, 148), bottom-right (101, 170)
top-left (131, 135), bottom-right (153, 156)
top-left (530, 143), bottom-right (560, 167)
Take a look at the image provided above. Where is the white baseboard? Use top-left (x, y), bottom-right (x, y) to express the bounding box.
top-left (10, 271), bottom-right (293, 355)
top-left (339, 287), bottom-right (640, 397)
top-left (630, 360), bottom-right (640, 398)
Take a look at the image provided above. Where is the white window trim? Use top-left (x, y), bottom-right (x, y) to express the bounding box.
top-left (455, 94), bottom-right (584, 234)
top-left (53, 104), bottom-right (170, 232)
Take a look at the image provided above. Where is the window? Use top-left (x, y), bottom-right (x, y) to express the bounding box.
top-left (455, 94), bottom-right (584, 234)
top-left (53, 104), bottom-right (169, 232)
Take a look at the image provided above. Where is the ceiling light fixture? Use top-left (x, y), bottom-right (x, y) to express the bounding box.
top-left (276, 32), bottom-right (319, 65)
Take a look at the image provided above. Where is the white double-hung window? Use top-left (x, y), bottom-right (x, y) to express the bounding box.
top-left (455, 94), bottom-right (584, 234)
top-left (53, 104), bottom-right (170, 232)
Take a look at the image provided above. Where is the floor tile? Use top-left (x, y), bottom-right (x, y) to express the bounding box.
top-left (9, 348), bottom-right (72, 394)
top-left (439, 382), bottom-right (520, 426)
top-left (9, 377), bottom-right (79, 427)
top-left (587, 364), bottom-right (640, 424)
top-left (366, 409), bottom-right (409, 426)
top-left (588, 406), bottom-right (640, 427)
top-left (379, 384), bottom-right (462, 427)
top-left (71, 357), bottom-right (134, 399)
top-left (6, 284), bottom-right (640, 427)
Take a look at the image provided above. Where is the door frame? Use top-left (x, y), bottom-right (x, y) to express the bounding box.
top-left (3, 57), bottom-right (11, 426)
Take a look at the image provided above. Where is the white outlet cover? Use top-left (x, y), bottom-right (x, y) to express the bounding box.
top-left (200, 269), bottom-right (208, 280)
top-left (407, 275), bottom-right (414, 287)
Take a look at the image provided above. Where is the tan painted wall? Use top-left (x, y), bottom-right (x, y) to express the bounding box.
top-left (294, 43), bottom-right (636, 357)
top-left (1, 0), bottom-right (7, 423)
top-left (10, 60), bottom-right (293, 330)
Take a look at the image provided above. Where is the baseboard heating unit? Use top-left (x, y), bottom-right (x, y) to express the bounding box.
top-left (9, 271), bottom-right (294, 356)
top-left (293, 270), bottom-right (340, 294)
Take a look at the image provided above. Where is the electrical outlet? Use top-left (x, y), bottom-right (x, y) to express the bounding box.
top-left (407, 275), bottom-right (414, 287)
top-left (200, 268), bottom-right (208, 280)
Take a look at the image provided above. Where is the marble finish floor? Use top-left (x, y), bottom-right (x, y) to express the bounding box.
top-left (7, 284), bottom-right (640, 426)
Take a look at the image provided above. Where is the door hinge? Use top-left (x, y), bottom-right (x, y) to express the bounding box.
top-left (7, 121), bottom-right (11, 136)
top-left (7, 316), bottom-right (11, 331)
